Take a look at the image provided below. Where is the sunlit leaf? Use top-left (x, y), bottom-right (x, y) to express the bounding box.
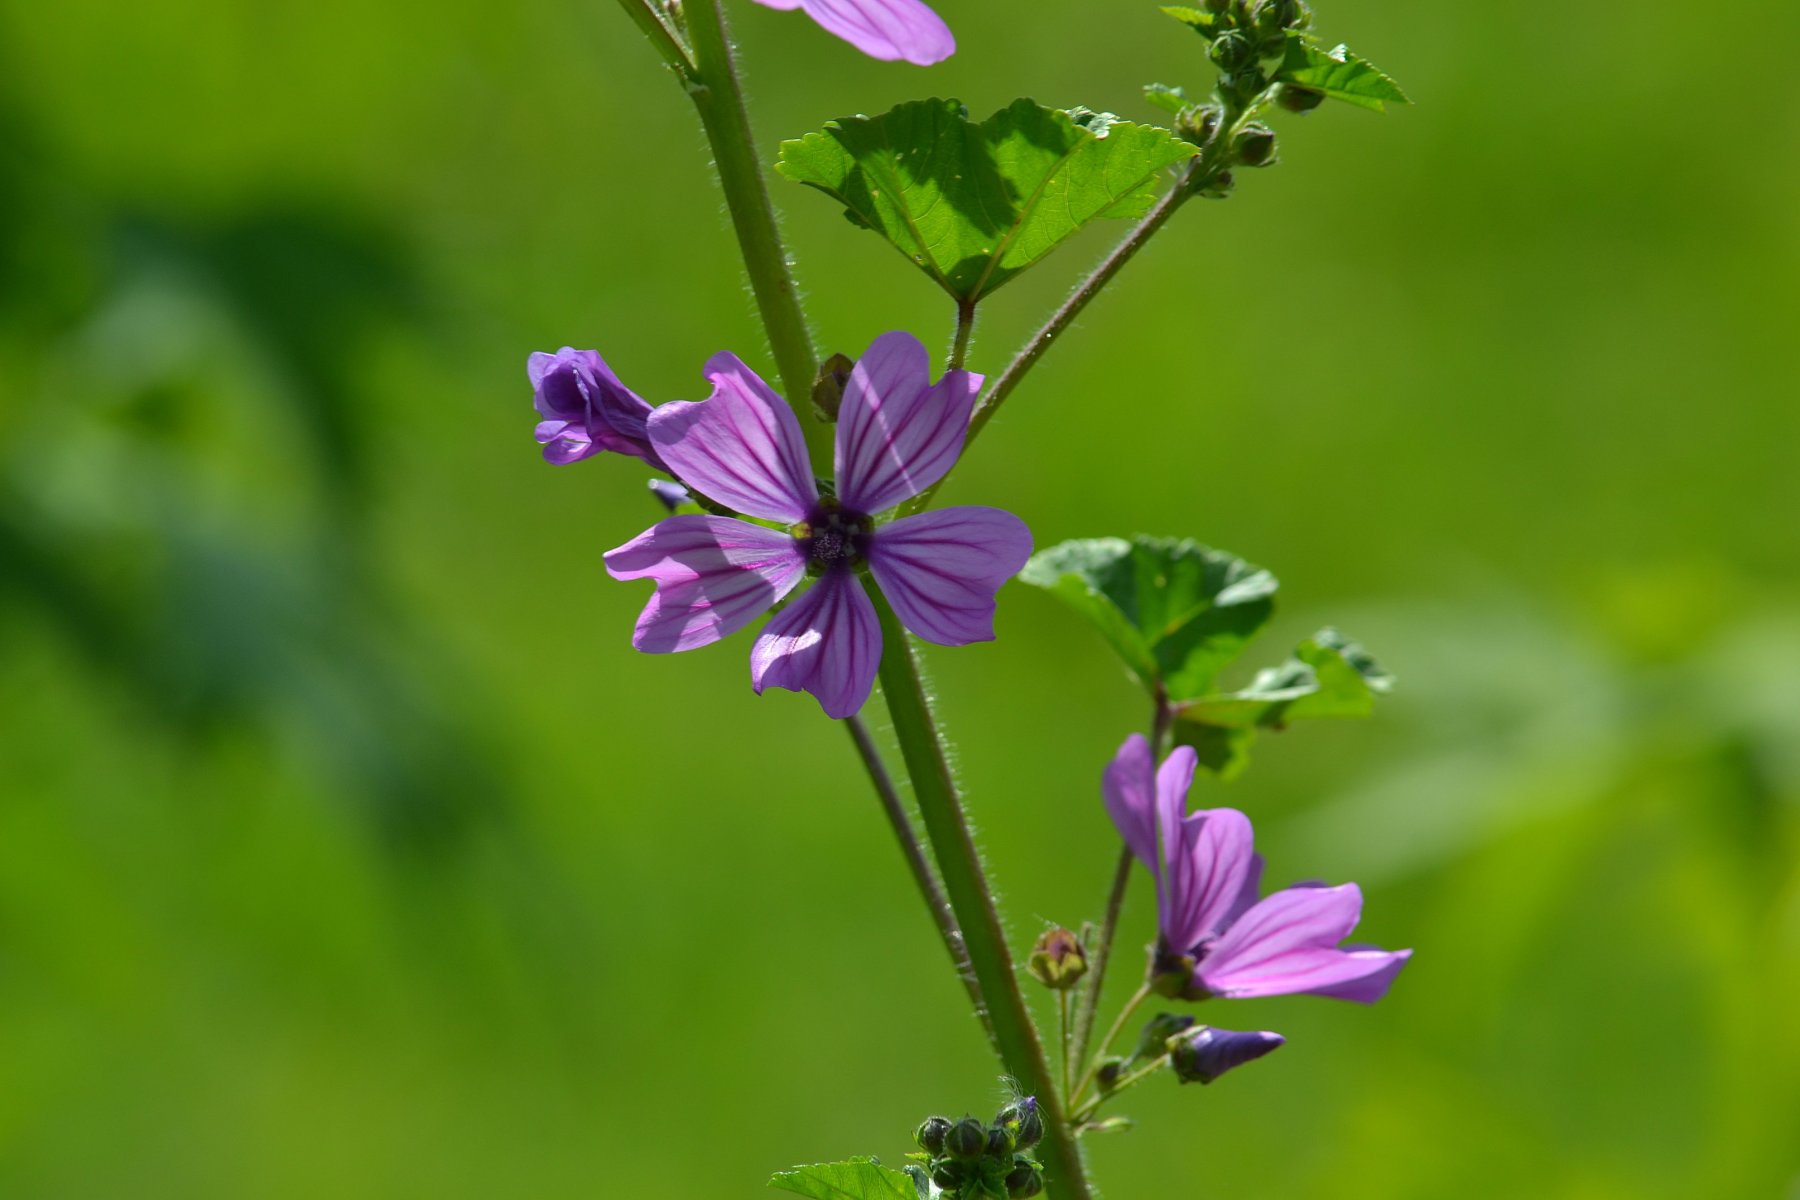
top-left (1276, 36), bottom-right (1410, 111)
top-left (1019, 536), bottom-right (1277, 699)
top-left (769, 1158), bottom-right (923, 1200)
top-left (777, 99), bottom-right (1196, 302)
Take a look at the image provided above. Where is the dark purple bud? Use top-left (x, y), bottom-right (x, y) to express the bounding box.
top-left (946, 1116), bottom-right (986, 1161)
top-left (994, 1097), bottom-right (1042, 1151)
top-left (1177, 103), bottom-right (1224, 145)
top-left (1005, 1160), bottom-right (1044, 1199)
top-left (915, 1115), bottom-right (952, 1155)
top-left (648, 479), bottom-right (692, 512)
top-left (1170, 1026), bottom-right (1285, 1085)
top-left (985, 1125), bottom-right (1013, 1158)
top-left (1028, 928), bottom-right (1088, 990)
top-left (931, 1160), bottom-right (969, 1192)
top-left (1234, 122), bottom-right (1278, 167)
top-left (1279, 84), bottom-right (1327, 113)
top-left (1095, 1057), bottom-right (1127, 1093)
top-left (1209, 30), bottom-right (1254, 71)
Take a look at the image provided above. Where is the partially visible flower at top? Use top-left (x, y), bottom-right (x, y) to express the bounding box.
top-left (604, 332), bottom-right (1030, 720)
top-left (750, 0), bottom-right (955, 66)
top-left (528, 347), bottom-right (666, 470)
top-left (1104, 734), bottom-right (1411, 1003)
top-left (1169, 1025), bottom-right (1285, 1085)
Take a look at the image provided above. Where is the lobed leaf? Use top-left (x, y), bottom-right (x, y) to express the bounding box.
top-left (1019, 536), bottom-right (1278, 700)
top-left (777, 99), bottom-right (1197, 303)
top-left (1276, 36), bottom-right (1410, 112)
top-left (1160, 5), bottom-right (1222, 36)
top-left (769, 1158), bottom-right (923, 1200)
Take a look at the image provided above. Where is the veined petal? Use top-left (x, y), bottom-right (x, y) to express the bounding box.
top-left (1102, 734), bottom-right (1159, 873)
top-left (604, 516), bottom-right (805, 653)
top-left (754, 0), bottom-right (956, 66)
top-left (1200, 883), bottom-right (1409, 1003)
top-left (1165, 806), bottom-right (1257, 956)
top-left (1154, 748), bottom-right (1201, 947)
top-left (835, 332), bottom-right (981, 513)
top-left (750, 569), bottom-right (881, 719)
top-left (649, 352), bottom-right (817, 522)
top-left (865, 506), bottom-right (1030, 646)
top-left (1170, 1026), bottom-right (1286, 1085)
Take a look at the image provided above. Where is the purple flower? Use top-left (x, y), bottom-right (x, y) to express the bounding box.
top-left (528, 347), bottom-right (666, 470)
top-left (1169, 1026), bottom-right (1286, 1085)
top-left (750, 0), bottom-right (955, 66)
top-left (604, 332), bottom-right (1031, 720)
top-left (1103, 734), bottom-right (1411, 1003)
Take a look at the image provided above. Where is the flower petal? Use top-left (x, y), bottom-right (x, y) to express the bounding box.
top-left (1200, 883), bottom-right (1409, 1003)
top-left (1165, 806), bottom-right (1257, 956)
top-left (604, 516), bottom-right (805, 653)
top-left (528, 347), bottom-right (662, 467)
top-left (648, 352), bottom-right (817, 522)
top-left (750, 569), bottom-right (881, 719)
top-left (1102, 734), bottom-right (1159, 872)
top-left (1170, 1026), bottom-right (1286, 1085)
top-left (755, 0), bottom-right (956, 66)
top-left (835, 332), bottom-right (981, 513)
top-left (865, 506), bottom-right (1030, 646)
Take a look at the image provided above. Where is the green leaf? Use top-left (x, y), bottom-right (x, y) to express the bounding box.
top-left (1172, 629), bottom-right (1394, 778)
top-left (769, 1158), bottom-right (922, 1200)
top-left (1018, 536), bottom-right (1278, 699)
top-left (776, 99), bottom-right (1197, 302)
top-left (1160, 5), bottom-right (1222, 36)
top-left (1276, 36), bottom-right (1410, 112)
top-left (1143, 83), bottom-right (1195, 116)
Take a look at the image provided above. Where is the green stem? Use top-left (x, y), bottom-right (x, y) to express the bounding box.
top-left (872, 591), bottom-right (1093, 1200)
top-left (683, 0), bottom-right (833, 469)
top-left (845, 715), bottom-right (993, 1046)
top-left (613, 0), bottom-right (694, 73)
top-left (1072, 983), bottom-right (1151, 1106)
top-left (948, 299), bottom-right (977, 372)
top-left (1072, 1055), bottom-right (1167, 1124)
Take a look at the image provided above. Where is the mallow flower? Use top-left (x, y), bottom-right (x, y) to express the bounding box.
top-left (750, 0), bottom-right (955, 66)
top-left (604, 332), bottom-right (1030, 720)
top-left (1103, 734), bottom-right (1411, 1003)
top-left (528, 347), bottom-right (665, 470)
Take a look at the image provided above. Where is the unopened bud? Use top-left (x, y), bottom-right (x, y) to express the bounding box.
top-left (1028, 928), bottom-right (1088, 990)
top-left (1132, 1012), bottom-right (1198, 1061)
top-left (1251, 0), bottom-right (1300, 36)
top-left (1170, 1026), bottom-right (1285, 1085)
top-left (985, 1125), bottom-right (1013, 1158)
top-left (915, 1115), bottom-right (952, 1156)
top-left (931, 1160), bottom-right (969, 1192)
top-left (1005, 1161), bottom-right (1045, 1199)
top-left (1234, 122), bottom-right (1278, 167)
top-left (994, 1097), bottom-right (1043, 1151)
top-left (1279, 84), bottom-right (1326, 113)
top-left (1208, 30), bottom-right (1255, 71)
top-left (1095, 1057), bottom-right (1127, 1093)
top-left (1176, 103), bottom-right (1224, 146)
top-left (811, 352), bottom-right (854, 422)
top-left (946, 1116), bottom-right (986, 1161)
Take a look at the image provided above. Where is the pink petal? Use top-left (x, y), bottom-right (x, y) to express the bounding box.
top-left (864, 506), bottom-right (1030, 646)
top-left (604, 516), bottom-right (806, 653)
top-left (648, 353), bottom-right (817, 523)
top-left (1200, 883), bottom-right (1409, 1003)
top-left (835, 332), bottom-right (981, 513)
top-left (755, 0), bottom-right (956, 66)
top-left (1164, 806), bottom-right (1257, 955)
top-left (750, 569), bottom-right (881, 719)
top-left (1102, 734), bottom-right (1159, 871)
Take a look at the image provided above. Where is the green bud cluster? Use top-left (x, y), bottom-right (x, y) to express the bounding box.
top-left (1170, 0), bottom-right (1315, 164)
top-left (912, 1101), bottom-right (1044, 1198)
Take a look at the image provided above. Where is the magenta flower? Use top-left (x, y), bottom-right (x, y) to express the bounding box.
top-left (1103, 734), bottom-right (1411, 1003)
top-left (528, 347), bottom-right (665, 470)
top-left (750, 0), bottom-right (955, 66)
top-left (604, 332), bottom-right (1030, 720)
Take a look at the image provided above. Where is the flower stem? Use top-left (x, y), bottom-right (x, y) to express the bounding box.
top-left (1071, 983), bottom-right (1152, 1106)
top-left (682, 0), bottom-right (834, 469)
top-left (845, 714), bottom-right (993, 1046)
top-left (613, 0), bottom-right (694, 73)
top-left (1070, 693), bottom-right (1174, 1087)
top-left (871, 591), bottom-right (1093, 1200)
top-left (948, 298), bottom-right (977, 372)
top-left (1071, 1054), bottom-right (1167, 1124)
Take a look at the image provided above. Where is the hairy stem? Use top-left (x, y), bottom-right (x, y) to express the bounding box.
top-left (1072, 983), bottom-right (1152, 1106)
top-left (948, 299), bottom-right (977, 372)
top-left (683, 0), bottom-right (833, 468)
top-left (872, 592), bottom-right (1093, 1200)
top-left (613, 0), bottom-right (693, 73)
top-left (845, 714), bottom-right (993, 1046)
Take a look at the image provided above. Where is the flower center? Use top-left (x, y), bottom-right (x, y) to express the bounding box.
top-left (793, 501), bottom-right (873, 573)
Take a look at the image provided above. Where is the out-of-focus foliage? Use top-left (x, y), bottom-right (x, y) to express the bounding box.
top-left (1, 2), bottom-right (1797, 1199)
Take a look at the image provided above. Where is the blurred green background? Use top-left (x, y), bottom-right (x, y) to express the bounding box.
top-left (3, 0), bottom-right (1797, 1196)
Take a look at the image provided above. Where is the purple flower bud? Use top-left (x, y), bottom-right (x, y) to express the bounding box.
top-left (527, 347), bottom-right (665, 470)
top-left (1169, 1026), bottom-right (1285, 1085)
